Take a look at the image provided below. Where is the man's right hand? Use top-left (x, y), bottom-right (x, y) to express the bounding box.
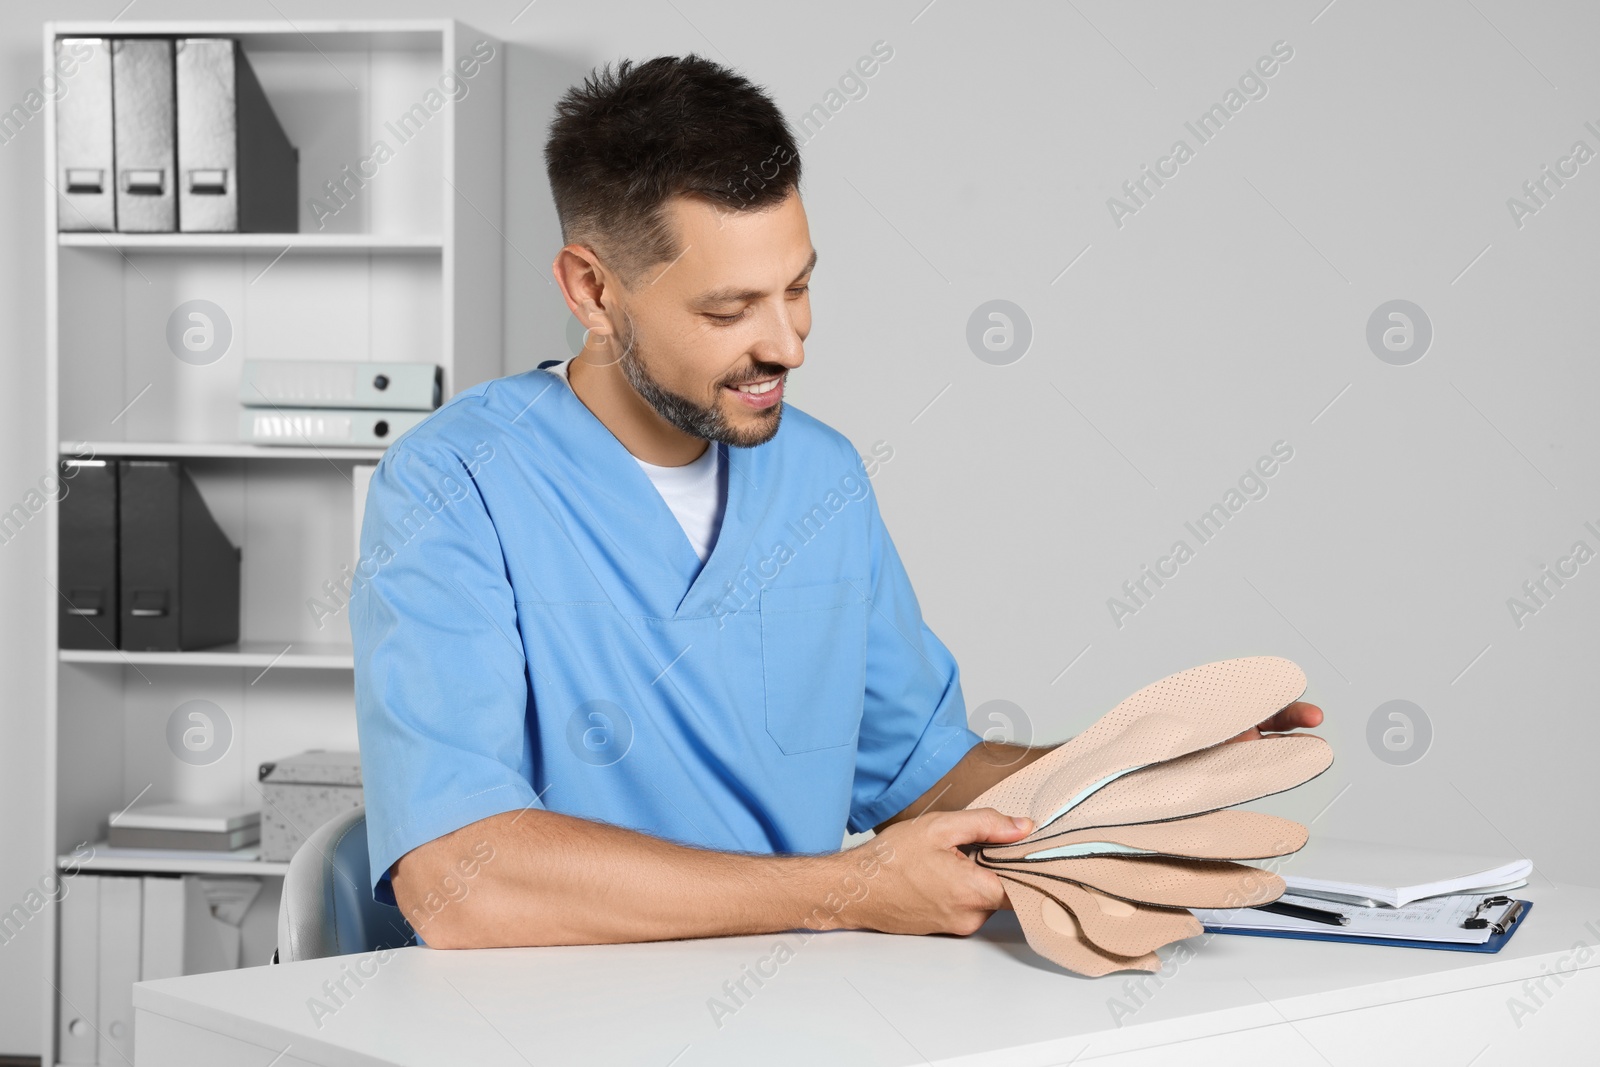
top-left (394, 806), bottom-right (1037, 949)
top-left (837, 808), bottom-right (1034, 937)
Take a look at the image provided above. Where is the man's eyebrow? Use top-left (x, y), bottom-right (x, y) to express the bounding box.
top-left (694, 248), bottom-right (818, 305)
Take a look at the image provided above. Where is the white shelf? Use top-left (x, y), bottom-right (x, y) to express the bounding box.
top-left (60, 641), bottom-right (355, 669)
top-left (48, 20), bottom-right (452, 51)
top-left (62, 847), bottom-right (290, 878)
top-left (58, 232), bottom-right (442, 254)
top-left (62, 440), bottom-right (389, 461)
top-left (42, 18), bottom-right (502, 1062)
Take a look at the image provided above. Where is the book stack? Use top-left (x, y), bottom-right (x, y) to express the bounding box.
top-left (238, 359), bottom-right (442, 446)
top-left (57, 459), bottom-right (240, 652)
top-left (54, 37), bottom-right (297, 233)
top-left (108, 802), bottom-right (260, 852)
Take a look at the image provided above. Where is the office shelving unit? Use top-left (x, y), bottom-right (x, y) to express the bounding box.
top-left (40, 19), bottom-right (503, 1065)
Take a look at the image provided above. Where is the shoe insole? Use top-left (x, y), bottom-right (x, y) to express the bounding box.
top-left (994, 734), bottom-right (1333, 852)
top-left (967, 657), bottom-right (1307, 835)
top-left (998, 875), bottom-right (1160, 976)
top-left (990, 854), bottom-right (1285, 909)
top-left (989, 809), bottom-right (1308, 864)
top-left (993, 867), bottom-right (1202, 957)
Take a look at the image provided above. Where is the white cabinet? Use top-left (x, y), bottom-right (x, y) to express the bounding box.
top-left (39, 19), bottom-right (503, 1065)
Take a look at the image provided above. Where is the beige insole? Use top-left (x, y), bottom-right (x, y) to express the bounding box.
top-left (969, 656), bottom-right (1307, 833)
top-left (967, 656), bottom-right (1328, 977)
top-left (999, 875), bottom-right (1160, 976)
top-left (994, 867), bottom-right (1202, 957)
top-left (992, 854), bottom-right (1285, 909)
top-left (985, 808), bottom-right (1309, 864)
top-left (999, 734), bottom-right (1333, 851)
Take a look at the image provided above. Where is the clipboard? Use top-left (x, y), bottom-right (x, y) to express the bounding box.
top-left (1201, 898), bottom-right (1533, 954)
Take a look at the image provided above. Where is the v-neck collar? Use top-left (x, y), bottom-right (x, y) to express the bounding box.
top-left (525, 366), bottom-right (764, 621)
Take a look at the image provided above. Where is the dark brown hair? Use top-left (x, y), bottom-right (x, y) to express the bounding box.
top-left (545, 55), bottom-right (802, 286)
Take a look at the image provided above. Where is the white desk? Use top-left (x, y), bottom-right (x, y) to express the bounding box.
top-left (133, 881), bottom-right (1600, 1066)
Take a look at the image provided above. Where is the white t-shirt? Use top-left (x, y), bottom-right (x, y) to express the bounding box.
top-left (545, 359), bottom-right (726, 562)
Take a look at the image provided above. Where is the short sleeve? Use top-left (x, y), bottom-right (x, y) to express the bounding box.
top-left (847, 458), bottom-right (982, 832)
top-left (351, 445), bottom-right (542, 906)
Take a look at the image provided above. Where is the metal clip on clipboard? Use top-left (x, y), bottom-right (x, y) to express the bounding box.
top-left (1463, 895), bottom-right (1524, 935)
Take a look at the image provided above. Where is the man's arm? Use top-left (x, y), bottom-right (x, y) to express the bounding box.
top-left (393, 803), bottom-right (1037, 948)
top-left (397, 699), bottom-right (1324, 948)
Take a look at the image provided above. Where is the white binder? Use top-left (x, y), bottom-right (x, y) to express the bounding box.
top-left (96, 875), bottom-right (142, 1065)
top-left (239, 360), bottom-right (442, 410)
top-left (174, 39), bottom-right (297, 232)
top-left (240, 407), bottom-right (429, 447)
top-left (139, 876), bottom-right (186, 980)
top-left (110, 38), bottom-right (177, 232)
top-left (56, 873), bottom-right (100, 1064)
top-left (141, 874), bottom-right (235, 980)
top-left (54, 39), bottom-right (115, 232)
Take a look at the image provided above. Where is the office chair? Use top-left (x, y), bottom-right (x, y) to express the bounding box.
top-left (275, 806), bottom-right (414, 962)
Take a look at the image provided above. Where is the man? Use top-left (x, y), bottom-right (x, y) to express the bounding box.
top-left (351, 55), bottom-right (1321, 949)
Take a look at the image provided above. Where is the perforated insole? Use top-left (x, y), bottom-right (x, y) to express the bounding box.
top-left (965, 656), bottom-right (1329, 976)
top-left (991, 854), bottom-right (1285, 909)
top-left (999, 875), bottom-right (1160, 976)
top-left (994, 867), bottom-right (1202, 957)
top-left (996, 734), bottom-right (1333, 852)
top-left (968, 657), bottom-right (1308, 834)
top-left (994, 809), bottom-right (1309, 864)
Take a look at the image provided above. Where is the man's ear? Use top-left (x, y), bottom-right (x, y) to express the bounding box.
top-left (551, 243), bottom-right (621, 347)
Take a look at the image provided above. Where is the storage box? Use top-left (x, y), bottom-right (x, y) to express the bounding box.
top-left (257, 750), bottom-right (362, 861)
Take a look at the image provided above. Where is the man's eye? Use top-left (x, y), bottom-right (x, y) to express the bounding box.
top-left (789, 285), bottom-right (810, 296)
top-left (706, 309), bottom-right (746, 324)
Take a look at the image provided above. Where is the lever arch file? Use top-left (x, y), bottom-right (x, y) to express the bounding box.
top-left (54, 38), bottom-right (116, 232)
top-left (240, 360), bottom-right (442, 410)
top-left (57, 874), bottom-right (100, 1064)
top-left (117, 460), bottom-right (241, 651)
top-left (176, 38), bottom-right (298, 232)
top-left (96, 875), bottom-right (141, 1065)
top-left (241, 407), bottom-right (430, 446)
top-left (111, 38), bottom-right (177, 232)
top-left (58, 458), bottom-right (119, 650)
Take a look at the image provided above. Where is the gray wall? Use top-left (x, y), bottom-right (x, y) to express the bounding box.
top-left (3, 0), bottom-right (1597, 1053)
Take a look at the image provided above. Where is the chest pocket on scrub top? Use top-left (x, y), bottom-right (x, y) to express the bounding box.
top-left (759, 580), bottom-right (869, 755)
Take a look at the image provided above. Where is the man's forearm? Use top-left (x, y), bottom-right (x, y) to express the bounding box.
top-left (873, 740), bottom-right (1060, 833)
top-left (395, 808), bottom-right (882, 949)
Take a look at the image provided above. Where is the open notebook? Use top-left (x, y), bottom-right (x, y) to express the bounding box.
top-left (1270, 835), bottom-right (1532, 908)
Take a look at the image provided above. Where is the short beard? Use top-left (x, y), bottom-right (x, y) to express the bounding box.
top-left (615, 314), bottom-right (784, 448)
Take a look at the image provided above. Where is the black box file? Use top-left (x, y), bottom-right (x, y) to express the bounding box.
top-left (58, 458), bottom-right (120, 649)
top-left (117, 460), bottom-right (241, 651)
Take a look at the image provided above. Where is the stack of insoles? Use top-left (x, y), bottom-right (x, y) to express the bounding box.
top-left (968, 656), bottom-right (1333, 976)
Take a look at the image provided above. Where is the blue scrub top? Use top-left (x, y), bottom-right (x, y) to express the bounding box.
top-left (351, 366), bottom-right (982, 908)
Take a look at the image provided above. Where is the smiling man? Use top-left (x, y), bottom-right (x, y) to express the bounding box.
top-left (350, 55), bottom-right (1321, 949)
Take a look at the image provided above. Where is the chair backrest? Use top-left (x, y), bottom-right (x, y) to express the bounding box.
top-left (276, 806), bottom-right (414, 962)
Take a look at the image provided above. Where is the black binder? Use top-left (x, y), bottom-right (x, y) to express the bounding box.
top-left (58, 459), bottom-right (119, 650)
top-left (118, 460), bottom-right (241, 651)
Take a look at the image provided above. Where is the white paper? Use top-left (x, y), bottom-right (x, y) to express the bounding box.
top-left (1194, 892), bottom-right (1513, 944)
top-left (1273, 835), bottom-right (1533, 908)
